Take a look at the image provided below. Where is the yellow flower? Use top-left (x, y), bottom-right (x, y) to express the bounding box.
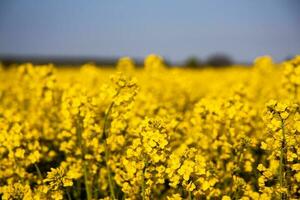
top-left (222, 195), bottom-right (231, 200)
top-left (257, 164), bottom-right (266, 172)
top-left (15, 148), bottom-right (25, 158)
top-left (167, 193), bottom-right (182, 200)
top-left (44, 167), bottom-right (73, 190)
top-left (0, 182), bottom-right (32, 200)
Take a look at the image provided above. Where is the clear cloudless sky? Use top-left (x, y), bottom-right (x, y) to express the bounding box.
top-left (0, 0), bottom-right (299, 63)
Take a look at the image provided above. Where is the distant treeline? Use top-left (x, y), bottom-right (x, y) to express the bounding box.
top-left (0, 55), bottom-right (136, 67)
top-left (185, 54), bottom-right (235, 67)
top-left (0, 54), bottom-right (246, 68)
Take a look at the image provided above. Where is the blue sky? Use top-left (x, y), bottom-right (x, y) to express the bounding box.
top-left (0, 0), bottom-right (299, 63)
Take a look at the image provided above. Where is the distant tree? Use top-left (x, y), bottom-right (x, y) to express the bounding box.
top-left (185, 56), bottom-right (201, 68)
top-left (164, 59), bottom-right (172, 68)
top-left (285, 55), bottom-right (296, 61)
top-left (206, 54), bottom-right (233, 67)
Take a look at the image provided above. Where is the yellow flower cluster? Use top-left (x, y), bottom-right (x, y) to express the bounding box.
top-left (258, 100), bottom-right (300, 199)
top-left (282, 56), bottom-right (300, 99)
top-left (0, 54), bottom-right (300, 199)
top-left (115, 118), bottom-right (170, 199)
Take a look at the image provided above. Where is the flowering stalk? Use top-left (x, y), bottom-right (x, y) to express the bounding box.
top-left (103, 101), bottom-right (116, 200)
top-left (76, 118), bottom-right (92, 200)
top-left (279, 117), bottom-right (287, 200)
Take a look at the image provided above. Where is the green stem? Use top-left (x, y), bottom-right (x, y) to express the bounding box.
top-left (77, 117), bottom-right (92, 200)
top-left (104, 141), bottom-right (116, 199)
top-left (279, 117), bottom-right (287, 200)
top-left (102, 102), bottom-right (114, 139)
top-left (101, 89), bottom-right (123, 199)
top-left (65, 188), bottom-right (72, 200)
top-left (84, 161), bottom-right (92, 200)
top-left (102, 100), bottom-right (117, 199)
top-left (34, 163), bottom-right (43, 180)
top-left (141, 168), bottom-right (146, 200)
top-left (189, 192), bottom-right (193, 200)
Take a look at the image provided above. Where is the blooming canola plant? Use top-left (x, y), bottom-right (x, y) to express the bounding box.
top-left (0, 55), bottom-right (300, 199)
